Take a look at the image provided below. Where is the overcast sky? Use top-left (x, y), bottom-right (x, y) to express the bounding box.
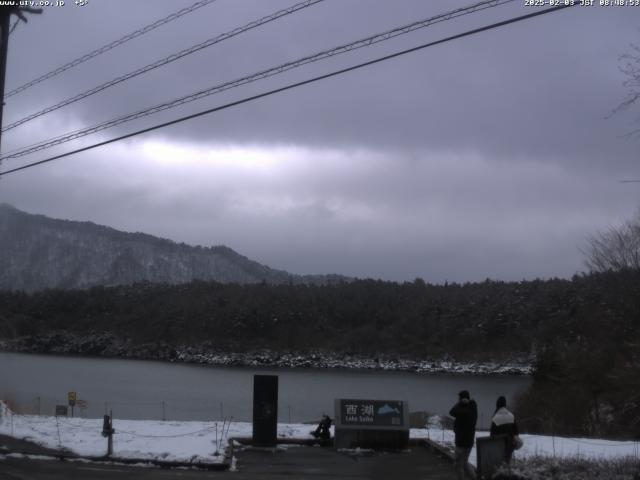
top-left (0, 0), bottom-right (638, 282)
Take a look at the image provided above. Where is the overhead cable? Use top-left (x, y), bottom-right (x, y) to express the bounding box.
top-left (1, 0), bottom-right (513, 159)
top-left (0, 4), bottom-right (577, 177)
top-left (4, 0), bottom-right (219, 99)
top-left (2, 0), bottom-right (324, 132)
top-left (9, 18), bottom-right (19, 36)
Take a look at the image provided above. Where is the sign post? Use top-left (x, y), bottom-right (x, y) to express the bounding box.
top-left (55, 405), bottom-right (68, 417)
top-left (77, 399), bottom-right (87, 417)
top-left (67, 391), bottom-right (76, 418)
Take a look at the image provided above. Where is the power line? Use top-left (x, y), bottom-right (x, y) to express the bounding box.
top-left (8, 18), bottom-right (19, 36)
top-left (0, 0), bottom-right (513, 160)
top-left (3, 0), bottom-right (219, 100)
top-left (2, 0), bottom-right (324, 133)
top-left (0, 4), bottom-right (576, 178)
top-left (0, 128), bottom-right (74, 158)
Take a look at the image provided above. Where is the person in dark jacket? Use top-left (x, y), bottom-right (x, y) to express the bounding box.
top-left (311, 414), bottom-right (332, 442)
top-left (490, 396), bottom-right (519, 464)
top-left (449, 390), bottom-right (478, 480)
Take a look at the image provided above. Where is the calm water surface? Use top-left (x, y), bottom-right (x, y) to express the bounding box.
top-left (0, 352), bottom-right (530, 427)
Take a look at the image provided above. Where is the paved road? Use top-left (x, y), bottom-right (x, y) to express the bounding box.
top-left (0, 447), bottom-right (455, 479)
top-left (0, 435), bottom-right (456, 479)
top-left (234, 444), bottom-right (456, 479)
top-left (0, 457), bottom-right (226, 479)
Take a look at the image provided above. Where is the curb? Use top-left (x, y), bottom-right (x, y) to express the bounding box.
top-left (419, 438), bottom-right (479, 477)
top-left (230, 436), bottom-right (332, 447)
top-left (0, 446), bottom-right (230, 470)
top-left (421, 438), bottom-right (456, 461)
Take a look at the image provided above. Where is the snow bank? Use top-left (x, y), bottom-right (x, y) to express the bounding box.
top-left (412, 423), bottom-right (640, 466)
top-left (2, 401), bottom-right (638, 467)
top-left (0, 401), bottom-right (316, 464)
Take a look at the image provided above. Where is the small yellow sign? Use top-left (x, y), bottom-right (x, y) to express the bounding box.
top-left (68, 391), bottom-right (76, 404)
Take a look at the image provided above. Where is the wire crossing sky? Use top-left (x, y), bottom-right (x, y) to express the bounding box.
top-left (0, 4), bottom-right (575, 177)
top-left (2, 0), bottom-right (325, 133)
top-left (1, 0), bottom-right (512, 160)
top-left (3, 0), bottom-right (219, 99)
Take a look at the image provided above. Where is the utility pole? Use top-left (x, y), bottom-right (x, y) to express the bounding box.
top-left (0, 8), bottom-right (11, 154)
top-left (0, 6), bottom-right (42, 155)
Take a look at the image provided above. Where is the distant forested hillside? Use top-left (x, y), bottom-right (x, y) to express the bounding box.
top-left (0, 277), bottom-right (557, 358)
top-left (0, 204), bottom-right (348, 291)
top-left (0, 273), bottom-right (637, 361)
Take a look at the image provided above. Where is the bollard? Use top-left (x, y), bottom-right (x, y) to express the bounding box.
top-left (101, 411), bottom-right (115, 456)
top-left (252, 375), bottom-right (278, 446)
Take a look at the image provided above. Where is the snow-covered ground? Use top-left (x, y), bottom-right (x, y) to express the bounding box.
top-left (414, 420), bottom-right (640, 466)
top-left (1, 402), bottom-right (639, 466)
top-left (0, 401), bottom-right (314, 464)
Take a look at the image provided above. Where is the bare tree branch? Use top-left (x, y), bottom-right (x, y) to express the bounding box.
top-left (609, 42), bottom-right (640, 137)
top-left (583, 210), bottom-right (640, 272)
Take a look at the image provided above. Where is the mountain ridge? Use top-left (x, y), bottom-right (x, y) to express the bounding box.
top-left (0, 204), bottom-right (349, 291)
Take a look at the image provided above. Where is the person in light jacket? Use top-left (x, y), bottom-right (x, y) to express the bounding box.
top-left (490, 395), bottom-right (519, 463)
top-left (449, 390), bottom-right (478, 480)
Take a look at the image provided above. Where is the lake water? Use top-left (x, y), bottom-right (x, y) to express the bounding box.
top-left (0, 352), bottom-right (530, 427)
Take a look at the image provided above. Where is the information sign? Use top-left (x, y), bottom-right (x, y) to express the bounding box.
top-left (339, 399), bottom-right (404, 427)
top-left (55, 405), bottom-right (68, 416)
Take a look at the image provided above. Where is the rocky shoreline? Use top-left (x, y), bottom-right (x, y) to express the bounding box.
top-left (0, 332), bottom-right (533, 376)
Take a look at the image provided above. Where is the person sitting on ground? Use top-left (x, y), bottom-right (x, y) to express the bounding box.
top-left (311, 414), bottom-right (332, 440)
top-left (490, 395), bottom-right (519, 464)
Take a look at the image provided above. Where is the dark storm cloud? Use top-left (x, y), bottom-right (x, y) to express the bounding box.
top-left (1, 0), bottom-right (639, 282)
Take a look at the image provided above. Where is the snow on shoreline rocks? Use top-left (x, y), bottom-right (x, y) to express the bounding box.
top-left (0, 333), bottom-right (533, 376)
top-left (173, 349), bottom-right (533, 375)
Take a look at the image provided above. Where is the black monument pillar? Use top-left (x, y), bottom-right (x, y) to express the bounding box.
top-left (252, 375), bottom-right (278, 446)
